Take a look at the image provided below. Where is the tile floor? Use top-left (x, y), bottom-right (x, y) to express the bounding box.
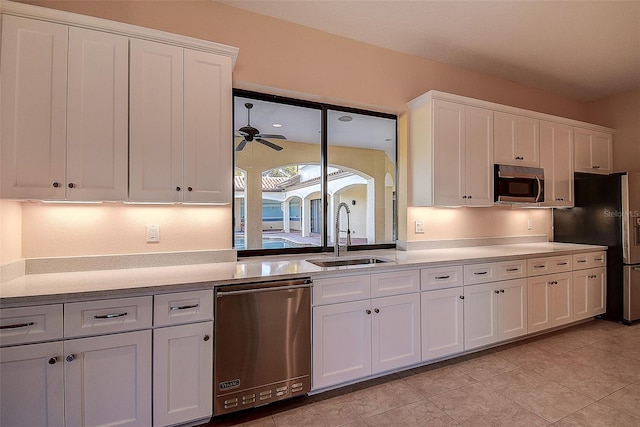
top-left (207, 319), bottom-right (640, 426)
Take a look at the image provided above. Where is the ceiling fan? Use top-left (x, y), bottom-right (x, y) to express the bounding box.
top-left (236, 103), bottom-right (286, 151)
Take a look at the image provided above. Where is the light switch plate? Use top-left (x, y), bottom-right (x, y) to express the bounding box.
top-left (415, 220), bottom-right (425, 234)
top-left (146, 224), bottom-right (160, 242)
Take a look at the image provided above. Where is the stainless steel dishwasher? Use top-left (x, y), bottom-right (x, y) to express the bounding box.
top-left (213, 278), bottom-right (312, 415)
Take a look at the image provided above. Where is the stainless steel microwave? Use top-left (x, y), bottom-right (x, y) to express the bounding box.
top-left (494, 164), bottom-right (544, 203)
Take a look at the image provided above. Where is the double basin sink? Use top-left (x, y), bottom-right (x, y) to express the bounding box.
top-left (306, 257), bottom-right (389, 268)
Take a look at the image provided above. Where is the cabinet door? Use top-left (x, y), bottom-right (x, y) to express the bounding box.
top-left (494, 112), bottom-right (539, 167)
top-left (574, 128), bottom-right (612, 174)
top-left (540, 121), bottom-right (573, 207)
top-left (0, 342), bottom-right (64, 427)
top-left (591, 132), bottom-right (613, 174)
top-left (153, 322), bottom-right (213, 427)
top-left (551, 273), bottom-right (573, 327)
top-left (184, 50), bottom-right (232, 203)
top-left (66, 27), bottom-right (129, 201)
top-left (64, 330), bottom-right (152, 427)
top-left (527, 275), bottom-right (552, 333)
top-left (1, 15), bottom-right (67, 199)
top-left (573, 267), bottom-right (606, 320)
top-left (312, 300), bottom-right (371, 389)
top-left (371, 293), bottom-right (421, 374)
top-left (464, 105), bottom-right (494, 205)
top-left (129, 39), bottom-right (184, 202)
top-left (463, 282), bottom-right (498, 350)
top-left (433, 100), bottom-right (465, 206)
top-left (421, 287), bottom-right (464, 361)
top-left (497, 279), bottom-right (528, 340)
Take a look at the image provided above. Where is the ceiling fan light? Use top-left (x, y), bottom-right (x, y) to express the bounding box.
top-left (273, 123), bottom-right (283, 128)
top-left (338, 115), bottom-right (353, 122)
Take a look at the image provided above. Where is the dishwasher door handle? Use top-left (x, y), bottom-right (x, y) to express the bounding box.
top-left (217, 283), bottom-right (312, 297)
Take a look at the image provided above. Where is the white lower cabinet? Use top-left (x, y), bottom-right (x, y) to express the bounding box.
top-left (421, 287), bottom-right (464, 361)
top-left (527, 272), bottom-right (573, 333)
top-left (64, 330), bottom-right (152, 427)
top-left (153, 322), bottom-right (213, 427)
top-left (312, 292), bottom-right (420, 390)
top-left (464, 279), bottom-right (528, 350)
top-left (0, 341), bottom-right (65, 427)
top-left (573, 267), bottom-right (606, 321)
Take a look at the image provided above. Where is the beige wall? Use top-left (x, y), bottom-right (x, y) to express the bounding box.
top-left (0, 201), bottom-right (22, 264)
top-left (587, 89), bottom-right (640, 173)
top-left (6, 0), bottom-right (625, 260)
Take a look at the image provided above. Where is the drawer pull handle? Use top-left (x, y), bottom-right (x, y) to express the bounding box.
top-left (557, 262), bottom-right (568, 266)
top-left (0, 321), bottom-right (35, 330)
top-left (474, 271), bottom-right (488, 275)
top-left (170, 304), bottom-right (199, 311)
top-left (577, 260), bottom-right (587, 263)
top-left (506, 268), bottom-right (519, 272)
top-left (435, 275), bottom-right (450, 280)
top-left (93, 312), bottom-right (128, 319)
top-left (594, 258), bottom-right (604, 262)
top-left (534, 265), bottom-right (545, 268)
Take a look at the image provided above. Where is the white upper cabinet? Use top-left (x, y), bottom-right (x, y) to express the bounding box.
top-left (66, 27), bottom-right (129, 201)
top-left (540, 121), bottom-right (574, 207)
top-left (494, 112), bottom-right (540, 167)
top-left (1, 17), bottom-right (129, 201)
top-left (409, 94), bottom-right (493, 207)
top-left (1, 15), bottom-right (68, 200)
top-left (129, 40), bottom-right (233, 203)
top-left (574, 127), bottom-right (613, 174)
top-left (183, 50), bottom-right (233, 203)
top-left (129, 39), bottom-right (185, 203)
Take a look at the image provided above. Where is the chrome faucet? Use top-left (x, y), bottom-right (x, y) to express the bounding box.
top-left (334, 202), bottom-right (352, 257)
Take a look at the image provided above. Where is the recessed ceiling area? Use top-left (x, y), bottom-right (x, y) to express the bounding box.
top-left (218, 1), bottom-right (640, 102)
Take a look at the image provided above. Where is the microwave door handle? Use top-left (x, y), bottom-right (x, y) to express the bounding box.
top-left (535, 175), bottom-right (542, 202)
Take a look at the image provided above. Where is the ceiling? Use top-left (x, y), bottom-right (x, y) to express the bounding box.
top-left (219, 0), bottom-right (640, 102)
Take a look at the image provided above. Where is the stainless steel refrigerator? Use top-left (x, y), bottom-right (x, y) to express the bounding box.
top-left (554, 172), bottom-right (640, 323)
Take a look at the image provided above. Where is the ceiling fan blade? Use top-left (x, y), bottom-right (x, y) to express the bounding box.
top-left (255, 134), bottom-right (287, 140)
top-left (236, 139), bottom-right (248, 151)
top-left (256, 138), bottom-right (283, 151)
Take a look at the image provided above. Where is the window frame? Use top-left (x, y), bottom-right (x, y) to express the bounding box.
top-left (233, 89), bottom-right (397, 258)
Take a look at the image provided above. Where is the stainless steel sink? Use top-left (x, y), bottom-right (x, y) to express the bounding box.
top-left (306, 257), bottom-right (389, 268)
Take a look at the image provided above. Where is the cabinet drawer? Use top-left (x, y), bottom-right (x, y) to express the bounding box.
top-left (497, 260), bottom-right (527, 280)
top-left (312, 274), bottom-right (370, 305)
top-left (421, 266), bottom-right (464, 290)
top-left (0, 304), bottom-right (63, 346)
top-left (64, 296), bottom-right (153, 337)
top-left (371, 269), bottom-right (420, 297)
top-left (573, 251), bottom-right (606, 270)
top-left (464, 262), bottom-right (499, 285)
top-left (528, 255), bottom-right (572, 276)
top-left (154, 290), bottom-right (213, 326)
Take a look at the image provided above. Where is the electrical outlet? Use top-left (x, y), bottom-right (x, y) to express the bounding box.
top-left (527, 219), bottom-right (533, 230)
top-left (415, 220), bottom-right (425, 234)
top-left (146, 224), bottom-right (160, 242)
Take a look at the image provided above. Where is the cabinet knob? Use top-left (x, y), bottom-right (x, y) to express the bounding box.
top-left (468, 195), bottom-right (472, 199)
top-left (48, 357), bottom-right (59, 365)
top-left (65, 354), bottom-right (76, 363)
top-left (188, 186), bottom-right (193, 192)
top-left (459, 295), bottom-right (465, 300)
top-left (176, 186), bottom-right (181, 191)
top-left (374, 308), bottom-right (380, 313)
top-left (366, 309), bottom-right (372, 315)
top-left (500, 289), bottom-right (505, 293)
top-left (203, 335), bottom-right (210, 342)
top-left (462, 195), bottom-right (467, 199)
top-left (52, 182), bottom-right (60, 188)
top-left (494, 290), bottom-right (500, 294)
top-left (68, 183), bottom-right (75, 189)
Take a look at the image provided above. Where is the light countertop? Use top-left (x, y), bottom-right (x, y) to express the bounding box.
top-left (0, 242), bottom-right (606, 306)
